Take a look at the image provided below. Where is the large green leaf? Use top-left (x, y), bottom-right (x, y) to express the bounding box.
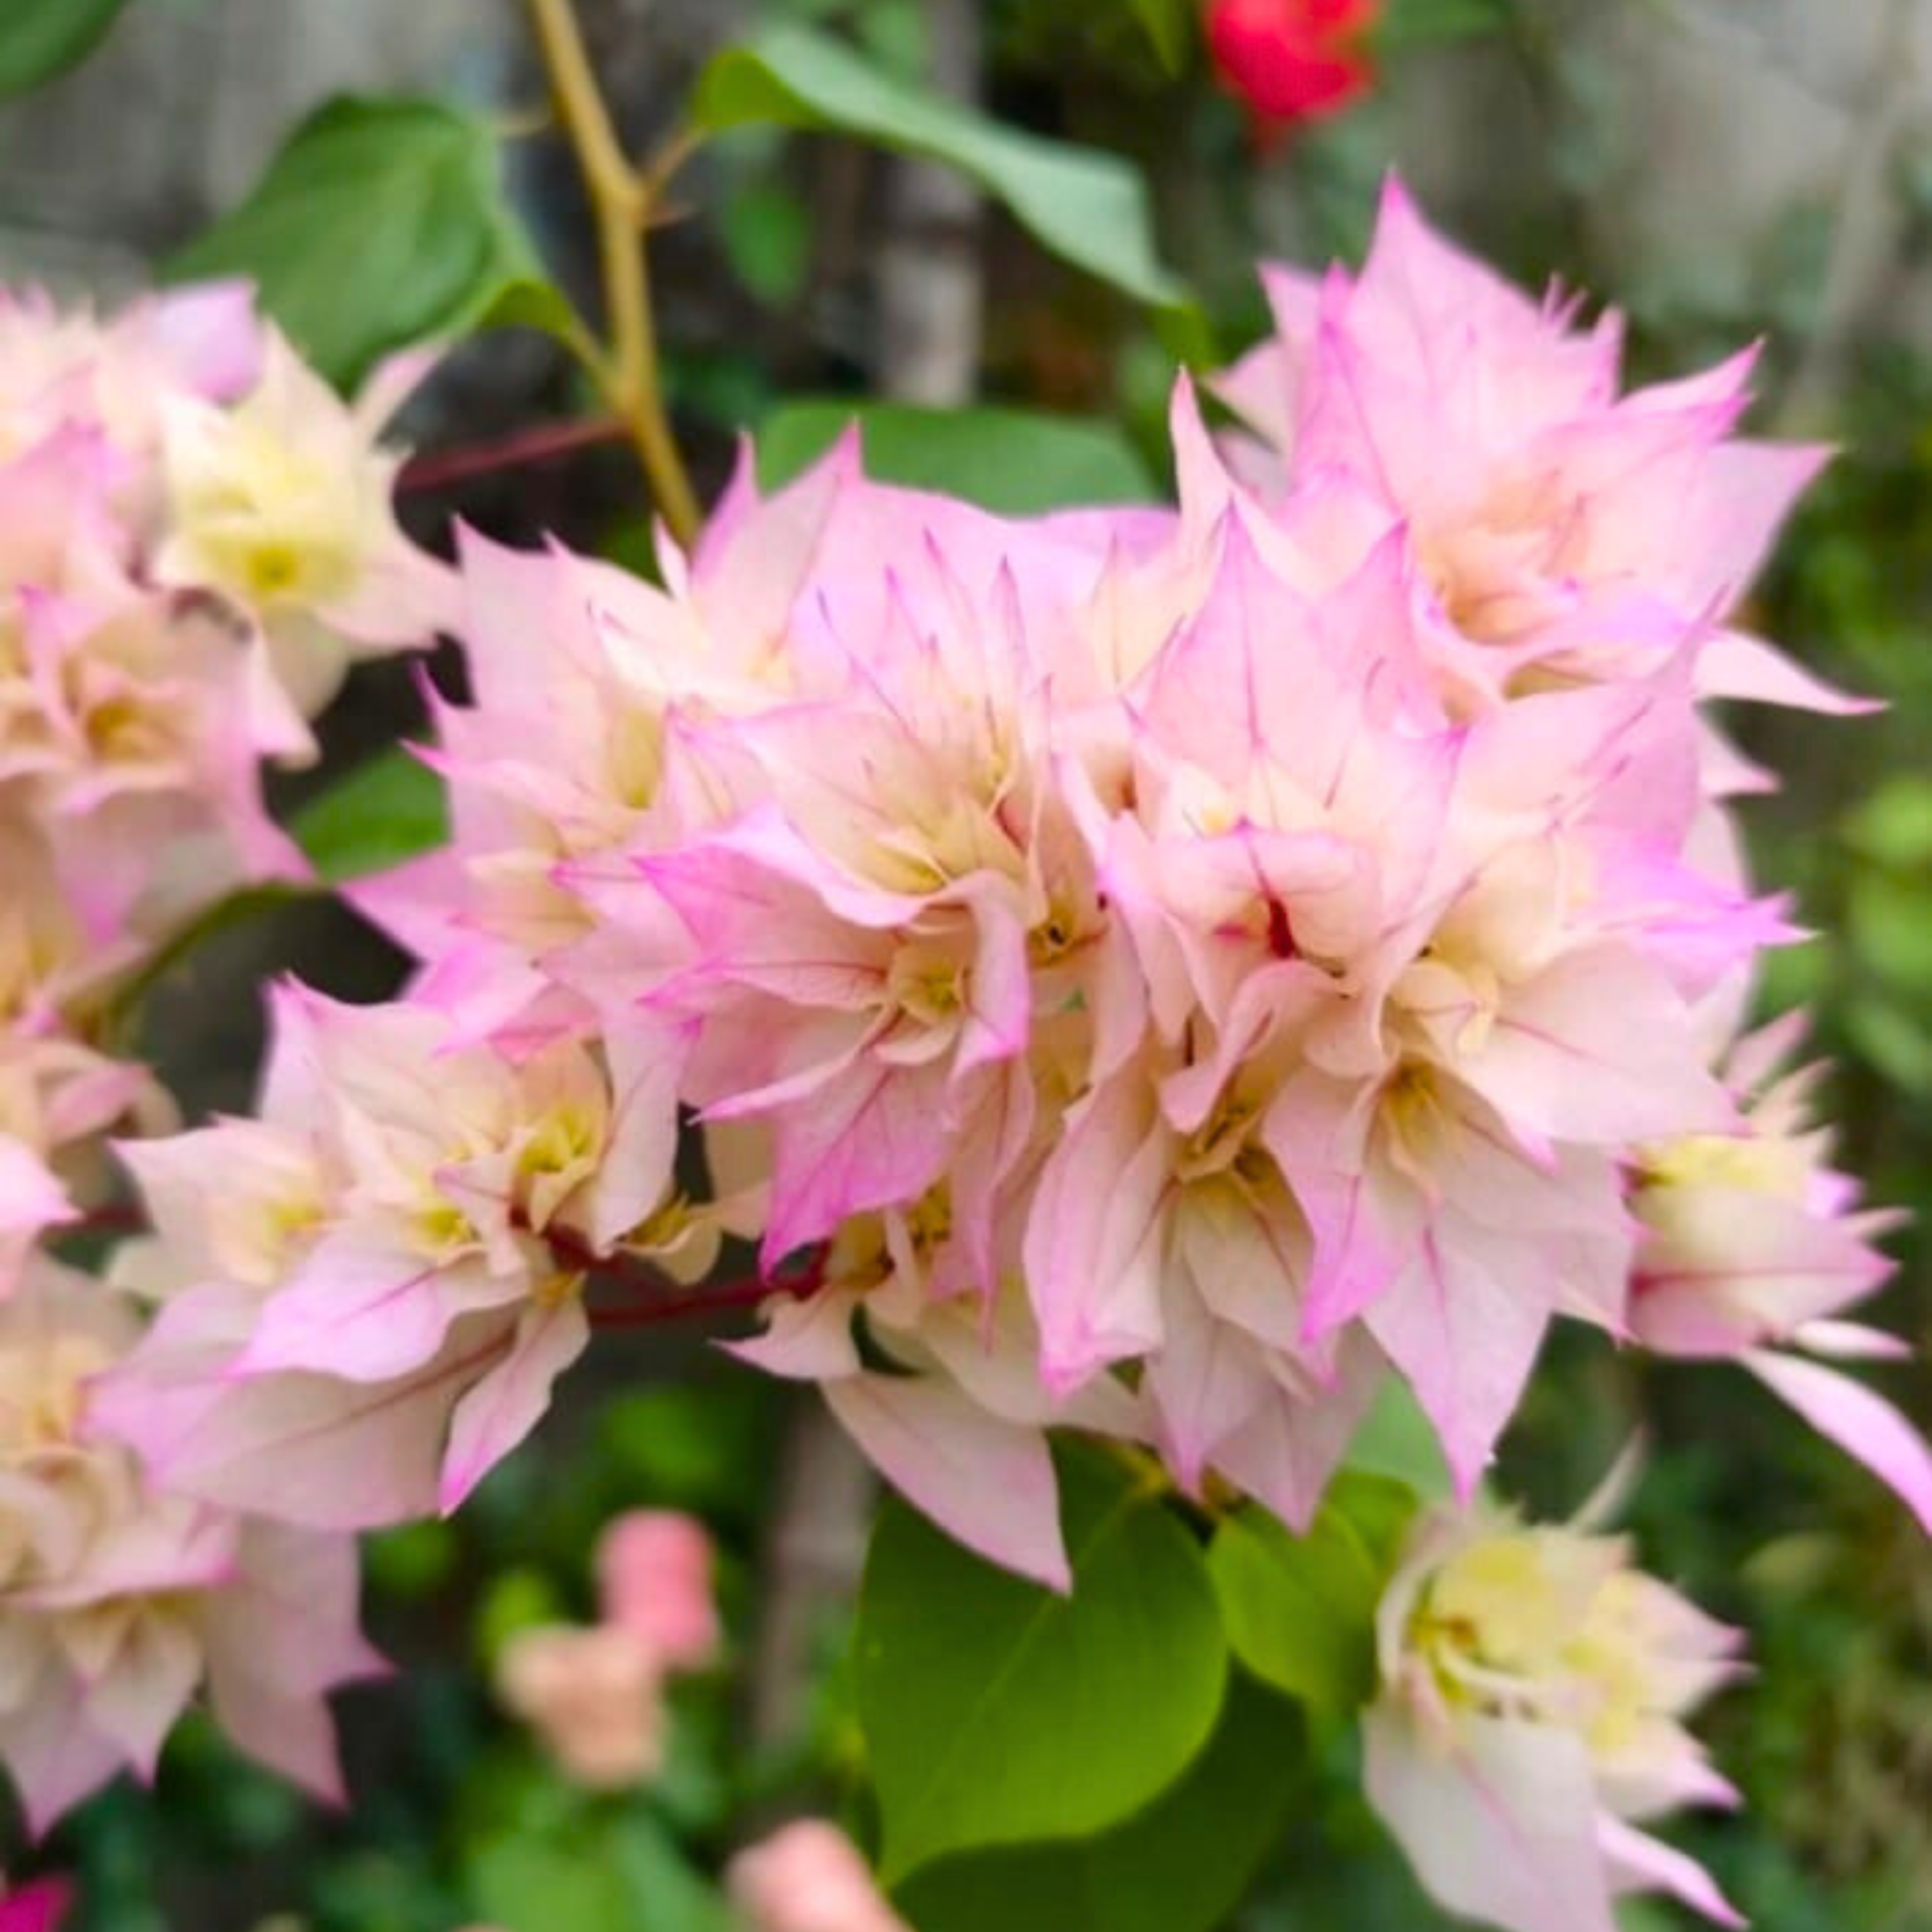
top-left (0, 0), bottom-right (129, 100)
top-left (167, 96), bottom-right (571, 389)
top-left (896, 1670), bottom-right (1302, 1932)
top-left (1208, 1473), bottom-right (1416, 1722)
top-left (755, 399), bottom-right (1159, 513)
top-left (290, 747), bottom-right (448, 886)
top-left (856, 1446), bottom-right (1228, 1884)
top-left (694, 25), bottom-right (1192, 315)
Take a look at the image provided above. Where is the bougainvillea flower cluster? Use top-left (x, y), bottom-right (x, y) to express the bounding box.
top-left (17, 184), bottom-right (1921, 1925)
top-left (0, 1258), bottom-right (381, 1829)
top-left (0, 282), bottom-right (448, 1829)
top-left (104, 181), bottom-right (1921, 1592)
top-left (0, 282), bottom-right (450, 1295)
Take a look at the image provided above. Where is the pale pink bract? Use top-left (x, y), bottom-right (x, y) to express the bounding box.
top-left (1364, 1481), bottom-right (1744, 1932)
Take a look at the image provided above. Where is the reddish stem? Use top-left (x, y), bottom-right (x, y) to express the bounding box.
top-left (63, 1202), bottom-right (147, 1240)
top-left (587, 1275), bottom-right (787, 1330)
top-left (544, 1220), bottom-right (827, 1334)
top-left (542, 1220), bottom-right (664, 1298)
top-left (61, 1196), bottom-right (818, 1335)
top-left (397, 415), bottom-right (630, 494)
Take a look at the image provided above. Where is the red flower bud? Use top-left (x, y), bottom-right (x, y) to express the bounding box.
top-left (1204, 0), bottom-right (1380, 133)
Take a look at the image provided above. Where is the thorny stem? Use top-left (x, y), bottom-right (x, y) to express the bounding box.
top-left (523, 0), bottom-right (702, 545)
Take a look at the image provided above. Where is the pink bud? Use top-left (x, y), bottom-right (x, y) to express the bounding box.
top-left (494, 1624), bottom-right (665, 1789)
top-left (726, 1822), bottom-right (910, 1932)
top-left (596, 1510), bottom-right (721, 1673)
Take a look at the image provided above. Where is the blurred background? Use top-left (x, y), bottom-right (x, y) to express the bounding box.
top-left (2, 2), bottom-right (1929, 1927)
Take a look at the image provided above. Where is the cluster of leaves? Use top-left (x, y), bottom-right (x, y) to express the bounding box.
top-left (859, 1437), bottom-right (1436, 1932)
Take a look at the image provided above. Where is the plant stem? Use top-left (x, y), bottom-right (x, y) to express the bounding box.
top-left (539, 1219), bottom-right (825, 1333)
top-left (523, 0), bottom-right (702, 545)
top-left (62, 1203), bottom-right (149, 1242)
top-left (70, 1191), bottom-right (816, 1340)
top-left (398, 414), bottom-right (630, 494)
top-left (586, 1275), bottom-right (783, 1330)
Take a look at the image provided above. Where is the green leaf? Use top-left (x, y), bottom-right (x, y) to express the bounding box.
top-left (363, 1519), bottom-right (461, 1601)
top-left (1842, 776), bottom-right (1932, 870)
top-left (606, 1816), bottom-right (734, 1932)
top-left (1208, 1473), bottom-right (1416, 1721)
top-left (896, 1670), bottom-right (1302, 1932)
top-left (1844, 995), bottom-right (1932, 1095)
top-left (290, 747), bottom-right (448, 886)
top-left (755, 400), bottom-right (1159, 513)
top-left (1346, 1377), bottom-right (1453, 1500)
top-left (0, 0), bottom-right (129, 100)
top-left (472, 1566), bottom-right (567, 1672)
top-left (856, 1446), bottom-right (1228, 1884)
top-left (477, 272), bottom-right (590, 353)
top-left (597, 1380), bottom-right (778, 1526)
top-left (469, 1818), bottom-right (731, 1932)
top-left (1848, 871), bottom-right (1932, 990)
top-left (167, 96), bottom-right (572, 389)
top-left (719, 179), bottom-right (816, 306)
top-left (469, 1838), bottom-right (621, 1932)
top-left (694, 25), bottom-right (1194, 317)
top-left (1377, 0), bottom-right (1516, 48)
top-left (1127, 0), bottom-right (1193, 73)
